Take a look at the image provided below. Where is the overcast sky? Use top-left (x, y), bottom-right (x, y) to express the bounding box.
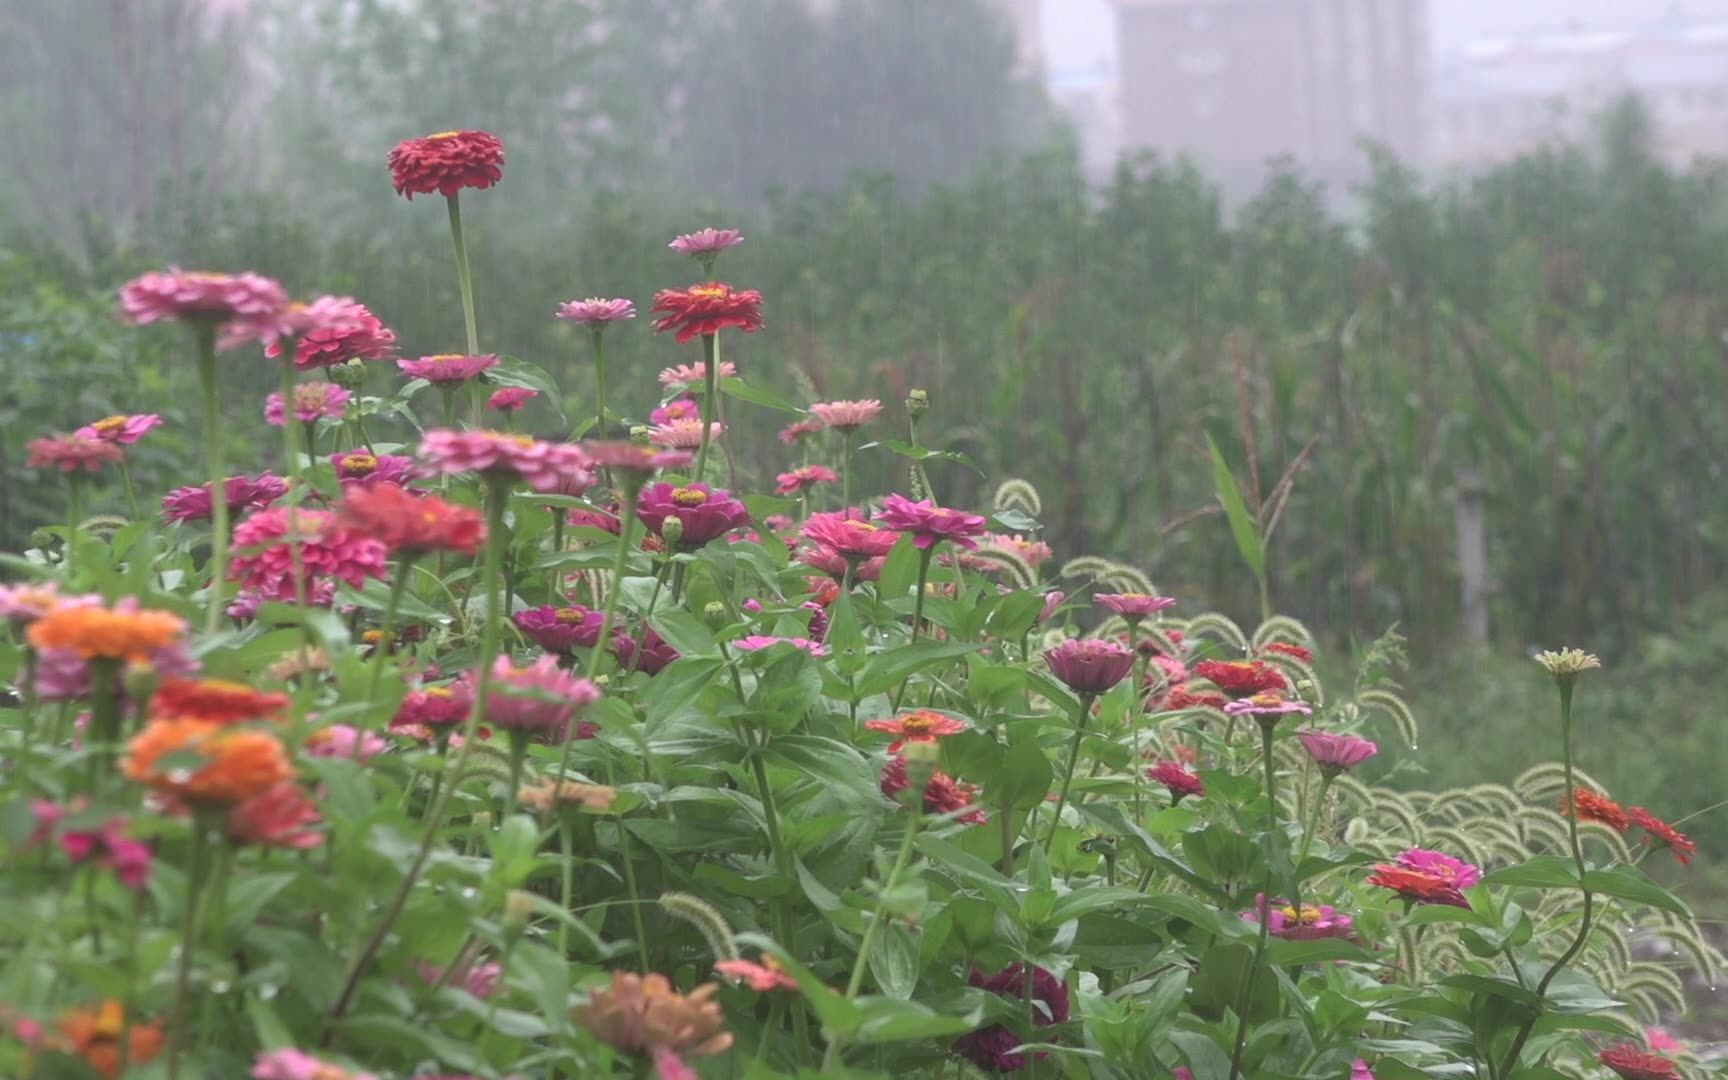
top-left (1042, 0), bottom-right (1728, 70)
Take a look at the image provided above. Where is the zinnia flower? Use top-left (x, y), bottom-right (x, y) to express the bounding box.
top-left (1192, 659), bottom-right (1287, 698)
top-left (572, 971), bottom-right (733, 1059)
top-left (1095, 593), bottom-right (1176, 619)
top-left (398, 353), bottom-right (498, 382)
top-left (461, 654), bottom-right (600, 735)
top-left (419, 429), bottom-right (594, 494)
top-left (229, 507), bottom-right (389, 601)
top-left (32, 804), bottom-right (152, 889)
top-left (0, 582), bottom-right (95, 625)
top-left (1565, 787), bottom-right (1630, 831)
top-left (123, 718), bottom-right (292, 804)
top-left (875, 493), bottom-right (987, 550)
top-left (777, 418), bottom-right (824, 444)
top-left (864, 710), bottom-right (967, 753)
top-left (27, 601), bottom-right (185, 661)
top-left (513, 605), bottom-right (606, 654)
top-left (775, 465), bottom-right (838, 495)
top-left (1262, 641), bottom-right (1313, 663)
top-left (731, 635), bottom-right (827, 657)
top-left (982, 533), bottom-right (1054, 568)
top-left (650, 396), bottom-right (702, 426)
top-left (659, 360), bottom-right (736, 387)
top-left (953, 965), bottom-right (1068, 1073)
top-left (418, 952), bottom-right (503, 1000)
top-left (487, 386), bottom-right (537, 412)
top-left (76, 413), bottom-right (161, 444)
top-left (330, 451), bottom-right (417, 489)
top-left (1296, 730), bottom-right (1378, 774)
top-left (557, 297), bottom-right (636, 326)
top-left (1149, 760), bottom-right (1203, 802)
top-left (668, 228), bottom-right (744, 258)
top-left (265, 381), bottom-right (350, 426)
top-left (393, 685), bottom-right (466, 730)
top-left (252, 1047), bottom-right (378, 1080)
top-left (1627, 807), bottom-right (1695, 865)
top-left (517, 778), bottom-right (618, 814)
top-left (713, 956), bottom-right (797, 993)
top-left (266, 296), bottom-right (397, 369)
top-left (387, 129), bottom-right (505, 199)
top-left (1223, 691), bottom-right (1312, 719)
top-left (56, 1000), bottom-right (165, 1078)
top-left (802, 510), bottom-right (899, 560)
top-left (636, 482), bottom-right (750, 548)
top-left (578, 441), bottom-right (692, 477)
top-left (647, 418), bottom-right (724, 450)
top-left (1597, 1043), bottom-right (1679, 1080)
top-left (119, 268), bottom-right (288, 329)
top-left (151, 677), bottom-right (286, 725)
top-left (650, 282), bottom-right (764, 344)
top-left (612, 627), bottom-right (680, 675)
top-left (337, 483), bottom-right (485, 557)
top-left (1396, 848), bottom-right (1480, 889)
top-left (1240, 894), bottom-right (1353, 941)
top-left (161, 472), bottom-right (288, 524)
top-left (1365, 865), bottom-right (1468, 908)
top-left (809, 399), bottom-right (882, 432)
top-left (879, 755), bottom-right (985, 824)
top-left (26, 434), bottom-right (123, 472)
top-left (228, 782), bottom-right (322, 849)
top-left (1044, 638), bottom-right (1135, 694)
top-left (304, 724), bottom-right (387, 763)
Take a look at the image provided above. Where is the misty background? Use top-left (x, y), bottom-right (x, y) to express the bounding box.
top-left (5, 0), bottom-right (1728, 1017)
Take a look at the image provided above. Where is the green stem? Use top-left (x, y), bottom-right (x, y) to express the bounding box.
top-left (118, 460), bottom-right (141, 524)
top-left (623, 558), bottom-right (672, 675)
top-left (1291, 772), bottom-right (1335, 914)
top-left (550, 486), bottom-right (639, 788)
top-left (840, 429), bottom-right (855, 508)
top-left (558, 820), bottom-right (577, 957)
top-left (86, 658), bottom-right (121, 789)
top-left (446, 192), bottom-right (480, 357)
top-left (63, 470), bottom-right (82, 583)
top-left (748, 725), bottom-right (812, 1057)
top-left (694, 334), bottom-right (720, 481)
top-left (194, 322), bottom-right (227, 635)
top-left (278, 355), bottom-right (313, 632)
top-left (1043, 692), bottom-right (1095, 855)
top-left (322, 473), bottom-right (512, 1041)
top-left (166, 812), bottom-right (214, 1079)
top-left (549, 515), bottom-right (566, 599)
top-left (591, 329), bottom-right (608, 441)
top-left (362, 561), bottom-right (413, 720)
top-left (824, 809), bottom-right (922, 1071)
top-left (909, 546), bottom-right (933, 643)
top-left (505, 732), bottom-right (528, 819)
top-left (617, 817), bottom-right (651, 972)
top-left (1226, 722), bottom-right (1279, 1080)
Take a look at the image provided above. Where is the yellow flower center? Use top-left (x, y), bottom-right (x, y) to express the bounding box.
top-left (844, 520), bottom-right (879, 532)
top-left (92, 1000), bottom-right (126, 1037)
top-left (900, 714), bottom-right (940, 734)
top-left (92, 415), bottom-right (128, 435)
top-left (1247, 691), bottom-right (1285, 707)
top-left (554, 608), bottom-right (587, 624)
top-left (1279, 904), bottom-right (1323, 924)
top-left (688, 284), bottom-right (728, 300)
top-left (1116, 592), bottom-right (1148, 601)
top-left (341, 453), bottom-right (378, 476)
top-left (427, 130), bottom-right (461, 140)
top-left (361, 629), bottom-right (389, 645)
top-left (425, 353), bottom-right (466, 363)
top-left (425, 687), bottom-right (453, 700)
top-left (671, 487), bottom-right (710, 507)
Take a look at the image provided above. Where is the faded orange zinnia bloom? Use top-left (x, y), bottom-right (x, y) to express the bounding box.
top-left (573, 971), bottom-right (733, 1059)
top-left (56, 1000), bottom-right (164, 1078)
top-left (150, 676), bottom-right (287, 725)
top-left (26, 602), bottom-right (186, 661)
top-left (123, 718), bottom-right (292, 804)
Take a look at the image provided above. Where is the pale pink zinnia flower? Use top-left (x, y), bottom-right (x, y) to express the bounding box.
top-left (982, 533), bottom-right (1053, 568)
top-left (731, 635), bottom-right (827, 657)
top-left (76, 413), bottom-right (162, 445)
top-left (648, 419), bottom-right (724, 450)
top-left (1222, 692), bottom-right (1314, 718)
top-left (1240, 894), bottom-right (1353, 941)
top-left (458, 654), bottom-right (601, 736)
top-left (265, 382), bottom-right (351, 426)
top-left (777, 418), bottom-right (824, 444)
top-left (304, 724), bottom-right (387, 763)
top-left (1095, 593), bottom-right (1176, 619)
top-left (556, 297), bottom-right (637, 326)
top-left (668, 227), bottom-right (744, 257)
top-left (650, 396), bottom-right (702, 426)
top-left (486, 387), bottom-right (538, 412)
top-left (714, 957), bottom-right (798, 993)
top-left (577, 441), bottom-right (692, 476)
top-left (658, 360), bottom-right (737, 387)
top-left (251, 1047), bottom-right (378, 1080)
top-left (397, 353), bottom-right (498, 382)
top-left (1037, 590), bottom-right (1065, 623)
top-left (417, 955), bottom-right (503, 999)
top-left (26, 434), bottom-right (123, 472)
top-left (1296, 729), bottom-right (1378, 774)
top-left (119, 268), bottom-right (289, 333)
top-left (810, 399), bottom-right (882, 432)
top-left (0, 582), bottom-right (98, 626)
top-left (418, 429), bottom-right (595, 494)
top-left (775, 465), bottom-right (838, 495)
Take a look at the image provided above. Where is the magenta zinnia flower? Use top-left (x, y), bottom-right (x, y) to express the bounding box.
top-left (1240, 894), bottom-right (1354, 941)
top-left (953, 965), bottom-right (1069, 1072)
top-left (119, 268), bottom-right (288, 330)
top-left (556, 297), bottom-right (636, 326)
top-left (611, 627), bottom-right (680, 675)
top-left (775, 465), bottom-right (838, 495)
top-left (486, 387), bottom-right (537, 412)
top-left (1044, 638), bottom-right (1135, 694)
top-left (26, 434), bottom-right (123, 472)
top-left (647, 418), bottom-right (724, 450)
top-left (251, 1047), bottom-right (378, 1080)
top-left (398, 353), bottom-right (498, 382)
top-left (76, 413), bottom-right (162, 445)
top-left (265, 382), bottom-right (351, 426)
top-left (659, 360), bottom-right (737, 387)
top-left (875, 494), bottom-right (987, 550)
top-left (329, 452), bottom-right (417, 489)
top-left (810, 399), bottom-right (882, 432)
top-left (228, 507), bottom-right (388, 601)
top-left (668, 228), bottom-right (744, 257)
top-left (649, 396), bottom-right (701, 426)
top-left (263, 296), bottom-right (397, 369)
top-left (1095, 593), bottom-right (1176, 619)
top-left (161, 473), bottom-right (289, 524)
top-left (513, 605), bottom-right (606, 654)
top-left (1296, 730), bottom-right (1378, 774)
top-left (418, 429), bottom-right (594, 494)
top-left (732, 635), bottom-right (827, 657)
top-left (1395, 848), bottom-right (1480, 889)
top-left (636, 482), bottom-right (750, 548)
top-left (577, 442), bottom-right (692, 477)
top-left (801, 510), bottom-right (900, 560)
top-left (459, 654), bottom-right (600, 736)
top-left (1148, 760), bottom-right (1203, 801)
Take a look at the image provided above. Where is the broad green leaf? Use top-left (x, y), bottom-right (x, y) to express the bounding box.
top-left (853, 640), bottom-right (982, 698)
top-left (1580, 864), bottom-right (1692, 917)
top-left (1481, 855), bottom-right (1580, 890)
top-left (1207, 433), bottom-right (1264, 579)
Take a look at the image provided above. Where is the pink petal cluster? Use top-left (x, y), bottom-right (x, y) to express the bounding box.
top-left (659, 360), bottom-right (737, 387)
top-left (875, 493), bottom-right (987, 550)
top-left (486, 387), bottom-right (538, 412)
top-left (577, 442), bottom-right (692, 476)
top-left (459, 654), bottom-right (601, 736)
top-left (714, 958), bottom-right (799, 993)
top-left (161, 472), bottom-right (289, 524)
top-left (636, 482), bottom-right (751, 547)
top-left (119, 269), bottom-right (289, 342)
top-left (777, 418), bottom-right (824, 444)
top-left (418, 955), bottom-right (503, 999)
top-left (30, 802), bottom-right (152, 888)
top-left (265, 382), bottom-right (351, 426)
top-left (775, 465), bottom-right (838, 495)
top-left (1296, 729), bottom-right (1379, 773)
top-left (650, 396), bottom-right (702, 426)
top-left (1148, 760), bottom-right (1203, 801)
top-left (647, 418), bottom-right (725, 450)
top-left (25, 434), bottom-right (123, 472)
top-left (557, 297), bottom-right (637, 326)
top-left (398, 353), bottom-right (498, 382)
top-left (418, 429), bottom-right (595, 494)
top-left (329, 451), bottom-right (418, 489)
top-left (76, 413), bottom-right (162, 444)
top-left (1095, 593), bottom-right (1176, 619)
top-left (264, 296), bottom-right (398, 368)
top-left (228, 507), bottom-right (389, 601)
top-left (1396, 847), bottom-right (1481, 889)
top-left (513, 605), bottom-right (606, 654)
top-left (1044, 637), bottom-right (1135, 694)
top-left (228, 783), bottom-right (323, 849)
top-left (611, 627), bottom-right (680, 675)
top-left (304, 724), bottom-right (387, 763)
top-left (981, 533), bottom-right (1054, 568)
top-left (1240, 893), bottom-right (1354, 941)
top-left (810, 399), bottom-right (883, 432)
top-left (0, 582), bottom-right (98, 625)
top-left (251, 1048), bottom-right (377, 1080)
top-left (668, 227), bottom-right (744, 256)
top-left (732, 635), bottom-right (827, 657)
top-left (1222, 692), bottom-right (1314, 718)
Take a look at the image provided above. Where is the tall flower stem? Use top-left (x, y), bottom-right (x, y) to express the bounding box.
top-left (166, 810), bottom-right (215, 1079)
top-left (362, 561), bottom-right (413, 712)
top-left (823, 808), bottom-right (922, 1072)
top-left (1227, 722), bottom-right (1280, 1080)
top-left (1498, 679), bottom-right (1594, 1076)
top-left (446, 192), bottom-right (480, 358)
top-left (1127, 620), bottom-right (1148, 823)
top-left (193, 322), bottom-right (228, 635)
top-left (693, 334), bottom-right (720, 481)
top-left (63, 472), bottom-right (83, 582)
top-left (590, 328), bottom-right (609, 441)
top-left (1044, 691), bottom-right (1096, 855)
top-left (616, 816), bottom-right (651, 973)
top-left (504, 732), bottom-right (528, 819)
top-left (1291, 772), bottom-right (1335, 915)
top-left (550, 487), bottom-right (639, 788)
top-left (839, 430), bottom-right (855, 508)
top-left (85, 658), bottom-right (120, 789)
top-left (323, 473), bottom-right (512, 1041)
top-left (118, 460), bottom-right (141, 523)
top-left (889, 546), bottom-right (937, 711)
top-left (548, 514), bottom-right (566, 599)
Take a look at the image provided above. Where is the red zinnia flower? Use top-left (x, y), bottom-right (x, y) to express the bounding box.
top-left (864, 710), bottom-right (967, 753)
top-left (1565, 787), bottom-right (1630, 832)
top-left (1148, 760), bottom-right (1203, 801)
top-left (151, 677), bottom-right (287, 725)
top-left (227, 782), bottom-right (322, 849)
top-left (880, 756), bottom-right (985, 825)
top-left (1598, 1043), bottom-right (1679, 1080)
top-left (387, 129), bottom-right (505, 199)
top-left (1627, 807), bottom-right (1695, 865)
top-left (954, 965), bottom-right (1069, 1073)
top-left (337, 483), bottom-right (486, 557)
top-left (1365, 865), bottom-right (1468, 908)
top-left (1192, 659), bottom-right (1287, 698)
top-left (1262, 641), bottom-right (1314, 663)
top-left (650, 282), bottom-right (765, 344)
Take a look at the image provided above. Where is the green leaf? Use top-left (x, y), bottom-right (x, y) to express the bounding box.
top-left (867, 922), bottom-right (920, 999)
top-left (1207, 433), bottom-right (1264, 579)
top-left (719, 376), bottom-right (805, 414)
top-left (734, 932), bottom-right (860, 1038)
top-left (1481, 855), bottom-right (1581, 890)
top-left (647, 608), bottom-right (717, 657)
top-left (850, 995), bottom-right (982, 1044)
top-left (984, 736), bottom-right (1053, 812)
top-left (1440, 973), bottom-right (1544, 1009)
top-left (762, 736), bottom-right (877, 805)
top-left (1264, 937), bottom-right (1374, 966)
top-left (1580, 864), bottom-right (1692, 917)
top-left (853, 640), bottom-right (982, 698)
top-left (489, 355), bottom-right (568, 423)
top-left (1189, 942), bottom-right (1278, 1023)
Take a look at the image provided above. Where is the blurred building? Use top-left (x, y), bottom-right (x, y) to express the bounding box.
top-left (1109, 0), bottom-right (1428, 193)
top-left (1431, 18), bottom-right (1728, 168)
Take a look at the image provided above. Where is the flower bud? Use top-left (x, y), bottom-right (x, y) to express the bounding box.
top-left (659, 518), bottom-right (684, 548)
top-left (122, 659), bottom-right (158, 703)
top-left (503, 889), bottom-right (535, 932)
top-left (327, 358), bottom-right (369, 390)
top-left (628, 425), bottom-right (650, 444)
top-left (703, 601), bottom-right (728, 628)
top-left (906, 389), bottom-right (929, 418)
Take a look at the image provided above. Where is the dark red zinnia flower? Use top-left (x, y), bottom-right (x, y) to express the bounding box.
top-left (1148, 760), bottom-right (1203, 802)
top-left (1598, 1042), bottom-right (1679, 1080)
top-left (1627, 807), bottom-right (1695, 866)
top-left (953, 964), bottom-right (1069, 1073)
top-left (879, 756), bottom-right (985, 825)
top-left (336, 483), bottom-right (486, 557)
top-left (1192, 659), bottom-right (1287, 699)
top-left (387, 129), bottom-right (505, 199)
top-left (649, 282), bottom-right (765, 344)
top-left (1564, 787), bottom-right (1630, 832)
top-left (1262, 641), bottom-right (1313, 663)
top-left (1365, 865), bottom-right (1468, 908)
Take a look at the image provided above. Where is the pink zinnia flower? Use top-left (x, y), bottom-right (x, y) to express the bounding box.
top-left (251, 1047), bottom-right (378, 1080)
top-left (329, 451), bottom-right (417, 489)
top-left (1148, 760), bottom-right (1203, 801)
top-left (800, 547), bottom-right (885, 582)
top-left (33, 804), bottom-right (153, 889)
top-left (264, 296), bottom-right (397, 369)
top-left (387, 129), bottom-right (505, 199)
top-left (732, 635), bottom-right (827, 657)
top-left (777, 418), bottom-right (824, 444)
top-left (161, 472), bottom-right (288, 524)
top-left (228, 783), bottom-right (323, 849)
top-left (417, 955), bottom-right (502, 999)
top-left (1646, 1028), bottom-right (1683, 1053)
top-left (1095, 593), bottom-right (1176, 619)
top-left (647, 419), bottom-right (724, 450)
top-left (119, 268), bottom-right (289, 332)
top-left (460, 654), bottom-right (601, 736)
top-left (1598, 1043), bottom-right (1679, 1080)
top-left (228, 507), bottom-right (388, 601)
top-left (1352, 1061), bottom-right (1375, 1080)
top-left (26, 434), bottom-right (123, 472)
top-left (418, 429), bottom-right (594, 494)
top-left (636, 482), bottom-right (750, 547)
top-left (981, 533), bottom-right (1054, 568)
top-left (304, 724), bottom-right (387, 763)
top-left (1297, 730), bottom-right (1378, 773)
top-left (659, 360), bottom-right (737, 387)
top-left (0, 583), bottom-right (98, 626)
top-left (875, 493), bottom-right (987, 550)
top-left (802, 510), bottom-right (900, 560)
top-left (1395, 848), bottom-right (1480, 890)
top-left (1223, 692), bottom-right (1313, 718)
top-left (577, 442), bottom-right (692, 477)
top-left (650, 396), bottom-right (702, 426)
top-left (76, 413), bottom-right (162, 445)
top-left (1038, 590), bottom-right (1065, 623)
top-left (487, 387), bottom-right (538, 412)
top-left (611, 626), bottom-right (681, 676)
top-left (265, 382), bottom-right (351, 426)
top-left (1240, 894), bottom-right (1353, 941)
top-left (513, 605), bottom-right (606, 654)
top-left (810, 399), bottom-right (882, 432)
top-left (392, 686), bottom-right (466, 731)
top-left (775, 465), bottom-right (838, 495)
top-left (556, 297), bottom-right (636, 326)
top-left (668, 228), bottom-right (744, 257)
top-left (714, 957), bottom-right (798, 993)
top-left (398, 353), bottom-right (498, 382)
top-left (1044, 638), bottom-right (1134, 694)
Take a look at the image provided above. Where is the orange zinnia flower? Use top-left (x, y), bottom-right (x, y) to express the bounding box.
top-left (863, 710), bottom-right (968, 753)
top-left (56, 1000), bottom-right (165, 1078)
top-left (26, 602), bottom-right (185, 661)
top-left (122, 718), bottom-right (292, 804)
top-left (151, 677), bottom-right (288, 725)
top-left (1564, 787), bottom-right (1629, 832)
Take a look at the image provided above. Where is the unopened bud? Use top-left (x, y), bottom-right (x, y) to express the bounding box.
top-left (703, 601), bottom-right (728, 628)
top-left (901, 739), bottom-right (941, 798)
top-left (592, 673), bottom-right (611, 689)
top-left (628, 425), bottom-right (650, 444)
top-left (504, 889), bottom-right (535, 931)
top-left (327, 359), bottom-right (368, 390)
top-left (906, 389), bottom-right (929, 418)
top-left (659, 518), bottom-right (684, 548)
top-left (123, 659), bottom-right (158, 703)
